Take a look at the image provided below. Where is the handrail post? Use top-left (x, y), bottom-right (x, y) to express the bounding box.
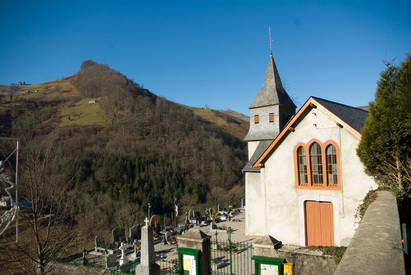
top-left (403, 223), bottom-right (408, 255)
top-left (227, 227), bottom-right (233, 275)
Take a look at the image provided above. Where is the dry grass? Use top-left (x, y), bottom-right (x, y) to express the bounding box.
top-left (59, 97), bottom-right (109, 127)
top-left (181, 105), bottom-right (230, 126)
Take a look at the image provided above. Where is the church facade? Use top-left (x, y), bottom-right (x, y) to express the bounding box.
top-left (243, 52), bottom-right (377, 246)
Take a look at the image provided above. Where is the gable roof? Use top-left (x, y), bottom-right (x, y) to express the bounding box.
top-left (242, 140), bottom-right (272, 172)
top-left (249, 53), bottom-right (296, 109)
top-left (312, 97), bottom-right (369, 134)
top-left (252, 97), bottom-right (369, 168)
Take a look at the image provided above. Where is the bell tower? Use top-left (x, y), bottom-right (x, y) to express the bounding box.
top-left (243, 50), bottom-right (296, 169)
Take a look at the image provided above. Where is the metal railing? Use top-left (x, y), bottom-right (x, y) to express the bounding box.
top-left (157, 259), bottom-right (179, 274)
top-left (211, 239), bottom-right (254, 275)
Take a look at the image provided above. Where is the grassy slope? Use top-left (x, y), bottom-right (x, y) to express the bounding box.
top-left (59, 97), bottom-right (109, 126)
top-left (181, 104), bottom-right (249, 140)
top-left (1, 76), bottom-right (110, 128)
top-left (182, 105), bottom-right (230, 126)
top-left (1, 76), bottom-right (248, 138)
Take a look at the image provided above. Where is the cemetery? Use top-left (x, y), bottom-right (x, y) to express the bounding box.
top-left (56, 191), bottom-right (406, 275)
top-left (60, 203), bottom-right (250, 274)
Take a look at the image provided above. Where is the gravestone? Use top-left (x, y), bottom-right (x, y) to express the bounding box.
top-left (95, 236), bottom-right (105, 253)
top-left (106, 254), bottom-right (117, 268)
top-left (165, 231), bottom-right (172, 243)
top-left (241, 198), bottom-right (245, 209)
top-left (163, 217), bottom-right (171, 227)
top-left (129, 225), bottom-right (140, 240)
top-left (112, 227), bottom-right (125, 243)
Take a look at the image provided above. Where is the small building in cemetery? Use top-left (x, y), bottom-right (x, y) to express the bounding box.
top-left (243, 51), bottom-right (377, 247)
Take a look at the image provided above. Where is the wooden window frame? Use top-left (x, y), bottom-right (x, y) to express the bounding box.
top-left (326, 144), bottom-right (338, 186)
top-left (269, 113), bottom-right (274, 123)
top-left (297, 146), bottom-right (308, 186)
top-left (254, 115), bottom-right (259, 124)
top-left (294, 139), bottom-right (341, 190)
top-left (310, 142), bottom-right (323, 185)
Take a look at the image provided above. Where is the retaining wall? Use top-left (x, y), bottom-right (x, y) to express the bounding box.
top-left (334, 191), bottom-right (405, 275)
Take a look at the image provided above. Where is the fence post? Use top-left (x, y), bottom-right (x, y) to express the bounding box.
top-left (177, 228), bottom-right (211, 274)
top-left (227, 227), bottom-right (233, 275)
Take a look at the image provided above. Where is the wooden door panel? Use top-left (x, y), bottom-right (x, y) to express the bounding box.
top-left (320, 202), bottom-right (334, 246)
top-left (305, 201), bottom-right (334, 246)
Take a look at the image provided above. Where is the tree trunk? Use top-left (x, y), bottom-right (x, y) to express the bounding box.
top-left (396, 156), bottom-right (404, 192)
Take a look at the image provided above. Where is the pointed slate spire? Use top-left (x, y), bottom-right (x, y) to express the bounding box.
top-left (249, 53), bottom-right (296, 109)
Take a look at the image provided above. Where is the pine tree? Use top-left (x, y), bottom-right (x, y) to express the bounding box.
top-left (357, 54), bottom-right (411, 195)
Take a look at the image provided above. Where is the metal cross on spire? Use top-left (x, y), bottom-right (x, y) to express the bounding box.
top-left (269, 26), bottom-right (273, 54)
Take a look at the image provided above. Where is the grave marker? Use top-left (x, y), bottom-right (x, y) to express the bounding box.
top-left (112, 227), bottom-right (125, 243)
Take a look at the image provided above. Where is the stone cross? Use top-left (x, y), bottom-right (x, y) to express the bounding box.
top-left (119, 242), bottom-right (126, 266)
top-left (135, 218), bottom-right (160, 274)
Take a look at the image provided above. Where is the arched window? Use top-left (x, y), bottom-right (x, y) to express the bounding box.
top-left (326, 145), bottom-right (338, 185)
top-left (295, 140), bottom-right (340, 190)
top-left (310, 142), bottom-right (323, 185)
top-left (297, 146), bottom-right (308, 185)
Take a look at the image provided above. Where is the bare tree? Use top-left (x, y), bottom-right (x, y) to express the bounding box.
top-left (0, 133), bottom-right (77, 274)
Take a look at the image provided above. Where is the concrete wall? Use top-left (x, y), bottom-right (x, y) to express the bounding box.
top-left (245, 106), bottom-right (377, 246)
top-left (334, 191), bottom-right (405, 275)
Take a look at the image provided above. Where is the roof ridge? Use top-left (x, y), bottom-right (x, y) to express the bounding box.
top-left (311, 96), bottom-right (369, 113)
top-left (252, 96), bottom-right (369, 167)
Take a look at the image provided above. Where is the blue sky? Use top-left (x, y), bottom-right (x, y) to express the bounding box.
top-left (1, 1), bottom-right (410, 115)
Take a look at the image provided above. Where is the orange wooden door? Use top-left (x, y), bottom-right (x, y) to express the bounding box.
top-left (305, 201), bottom-right (334, 246)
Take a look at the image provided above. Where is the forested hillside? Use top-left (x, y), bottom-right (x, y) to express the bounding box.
top-left (0, 60), bottom-right (248, 234)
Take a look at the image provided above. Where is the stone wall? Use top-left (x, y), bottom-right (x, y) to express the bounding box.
top-left (334, 191), bottom-right (405, 274)
top-left (252, 191), bottom-right (406, 275)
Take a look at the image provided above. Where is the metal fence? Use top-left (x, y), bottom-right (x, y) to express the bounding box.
top-left (109, 258), bottom-right (178, 275)
top-left (110, 258), bottom-right (139, 274)
top-left (211, 239), bottom-right (254, 275)
top-left (157, 259), bottom-right (179, 274)
top-left (59, 239), bottom-right (255, 275)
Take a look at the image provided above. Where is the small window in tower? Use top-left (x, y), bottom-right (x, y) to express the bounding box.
top-left (254, 115), bottom-right (259, 124)
top-left (269, 113), bottom-right (274, 122)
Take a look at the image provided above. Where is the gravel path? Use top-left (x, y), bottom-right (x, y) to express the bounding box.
top-left (155, 208), bottom-right (257, 260)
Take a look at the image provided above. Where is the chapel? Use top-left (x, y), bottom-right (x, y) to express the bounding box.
top-left (243, 51), bottom-right (377, 246)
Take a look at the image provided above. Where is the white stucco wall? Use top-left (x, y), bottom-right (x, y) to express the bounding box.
top-left (245, 171), bottom-right (266, 235)
top-left (247, 141), bottom-right (259, 160)
top-left (245, 107), bottom-right (377, 246)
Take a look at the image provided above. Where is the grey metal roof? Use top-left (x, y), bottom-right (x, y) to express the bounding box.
top-left (242, 140), bottom-right (273, 172)
top-left (243, 130), bottom-right (277, 142)
top-left (312, 97), bottom-right (369, 133)
top-left (249, 53), bottom-right (296, 109)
